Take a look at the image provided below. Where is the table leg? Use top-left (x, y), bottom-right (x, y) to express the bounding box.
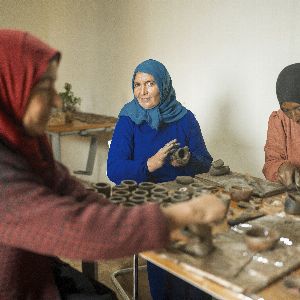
top-left (74, 135), bottom-right (99, 175)
top-left (133, 254), bottom-right (139, 300)
top-left (50, 133), bottom-right (61, 162)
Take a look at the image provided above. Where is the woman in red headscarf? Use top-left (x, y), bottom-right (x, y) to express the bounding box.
top-left (0, 30), bottom-right (226, 299)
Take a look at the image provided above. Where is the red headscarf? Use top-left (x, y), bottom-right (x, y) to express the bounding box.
top-left (0, 29), bottom-right (60, 187)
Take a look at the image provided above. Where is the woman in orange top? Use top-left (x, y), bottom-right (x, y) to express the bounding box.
top-left (263, 63), bottom-right (300, 187)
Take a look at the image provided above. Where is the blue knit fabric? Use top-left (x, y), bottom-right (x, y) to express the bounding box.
top-left (119, 59), bottom-right (187, 130)
top-left (107, 110), bottom-right (212, 184)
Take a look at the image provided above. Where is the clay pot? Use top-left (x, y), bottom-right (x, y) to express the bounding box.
top-left (175, 176), bottom-right (194, 185)
top-left (138, 182), bottom-right (156, 193)
top-left (112, 184), bottom-right (129, 192)
top-left (93, 182), bottom-right (111, 198)
top-left (189, 182), bottom-right (204, 191)
top-left (244, 225), bottom-right (280, 252)
top-left (148, 194), bottom-right (169, 203)
top-left (121, 180), bottom-right (138, 191)
top-left (284, 193), bottom-right (300, 215)
top-left (109, 196), bottom-right (127, 204)
top-left (151, 186), bottom-right (169, 195)
top-left (132, 189), bottom-right (149, 197)
top-left (229, 186), bottom-right (253, 202)
top-left (170, 194), bottom-right (190, 203)
top-left (129, 195), bottom-right (146, 204)
top-left (112, 190), bottom-right (131, 200)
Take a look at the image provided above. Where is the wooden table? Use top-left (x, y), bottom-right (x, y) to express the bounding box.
top-left (140, 183), bottom-right (300, 300)
top-left (47, 113), bottom-right (117, 175)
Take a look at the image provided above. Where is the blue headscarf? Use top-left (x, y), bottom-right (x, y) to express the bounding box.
top-left (119, 59), bottom-right (187, 130)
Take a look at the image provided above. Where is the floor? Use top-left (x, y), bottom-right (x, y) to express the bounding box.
top-left (64, 256), bottom-right (152, 300)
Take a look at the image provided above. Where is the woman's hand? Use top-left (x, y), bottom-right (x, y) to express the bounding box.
top-left (161, 194), bottom-right (226, 232)
top-left (278, 162), bottom-right (299, 187)
top-left (147, 139), bottom-right (178, 172)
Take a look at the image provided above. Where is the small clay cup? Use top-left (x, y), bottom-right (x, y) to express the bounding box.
top-left (244, 225), bottom-right (280, 252)
top-left (121, 180), bottom-right (138, 191)
top-left (148, 194), bottom-right (169, 203)
top-left (189, 182), bottom-right (204, 191)
top-left (112, 184), bottom-right (129, 192)
top-left (229, 186), bottom-right (253, 202)
top-left (109, 196), bottom-right (127, 204)
top-left (138, 182), bottom-right (156, 193)
top-left (284, 193), bottom-right (300, 215)
top-left (151, 186), bottom-right (169, 195)
top-left (93, 182), bottom-right (111, 198)
top-left (170, 194), bottom-right (190, 203)
top-left (132, 189), bottom-right (149, 197)
top-left (129, 195), bottom-right (146, 204)
top-left (112, 190), bottom-right (131, 200)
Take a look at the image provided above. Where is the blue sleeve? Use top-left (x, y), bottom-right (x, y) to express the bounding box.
top-left (180, 112), bottom-right (212, 176)
top-left (107, 117), bottom-right (150, 184)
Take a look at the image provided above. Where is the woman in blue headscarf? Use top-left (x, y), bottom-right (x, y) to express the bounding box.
top-left (107, 59), bottom-right (213, 300)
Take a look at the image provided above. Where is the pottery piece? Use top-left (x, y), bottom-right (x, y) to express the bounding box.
top-left (151, 186), bottom-right (169, 195)
top-left (284, 193), bottom-right (300, 215)
top-left (229, 186), bottom-right (253, 202)
top-left (148, 194), bottom-right (169, 203)
top-left (120, 179), bottom-right (138, 191)
top-left (212, 159), bottom-right (224, 168)
top-left (112, 184), bottom-right (129, 192)
top-left (244, 225), bottom-right (280, 252)
top-left (132, 189), bottom-right (149, 197)
top-left (175, 176), bottom-right (194, 185)
top-left (170, 146), bottom-right (190, 165)
top-left (170, 194), bottom-right (190, 203)
top-left (109, 196), bottom-right (127, 204)
top-left (209, 165), bottom-right (230, 176)
top-left (93, 182), bottom-right (111, 198)
top-left (129, 195), bottom-right (146, 204)
top-left (189, 182), bottom-right (204, 191)
top-left (138, 182), bottom-right (156, 193)
top-left (111, 190), bottom-right (131, 200)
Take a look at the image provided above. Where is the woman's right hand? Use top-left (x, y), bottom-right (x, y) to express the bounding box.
top-left (147, 139), bottom-right (178, 172)
top-left (278, 162), bottom-right (299, 187)
top-left (161, 194), bottom-right (227, 232)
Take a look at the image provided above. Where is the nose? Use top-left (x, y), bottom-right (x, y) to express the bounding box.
top-left (141, 84), bottom-right (148, 95)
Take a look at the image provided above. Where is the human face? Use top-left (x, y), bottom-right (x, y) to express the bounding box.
top-left (22, 60), bottom-right (62, 136)
top-left (133, 72), bottom-right (160, 109)
top-left (281, 101), bottom-right (300, 123)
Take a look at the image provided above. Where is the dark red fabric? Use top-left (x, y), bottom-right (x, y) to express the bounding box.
top-left (0, 29), bottom-right (59, 187)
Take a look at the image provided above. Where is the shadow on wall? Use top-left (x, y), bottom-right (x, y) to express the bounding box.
top-left (207, 96), bottom-right (261, 177)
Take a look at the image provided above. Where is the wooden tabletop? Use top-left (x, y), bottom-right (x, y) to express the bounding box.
top-left (47, 112), bottom-right (117, 133)
top-left (141, 186), bottom-right (300, 300)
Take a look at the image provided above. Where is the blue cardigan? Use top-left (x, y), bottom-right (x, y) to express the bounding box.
top-left (107, 110), bottom-right (212, 184)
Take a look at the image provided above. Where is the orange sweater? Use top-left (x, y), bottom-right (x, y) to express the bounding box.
top-left (263, 109), bottom-right (300, 181)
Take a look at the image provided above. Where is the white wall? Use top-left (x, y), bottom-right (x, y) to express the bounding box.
top-left (1, 0), bottom-right (300, 181)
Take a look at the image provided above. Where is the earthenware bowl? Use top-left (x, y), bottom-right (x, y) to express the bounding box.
top-left (93, 182), bottom-right (111, 198)
top-left (120, 180), bottom-right (138, 191)
top-left (244, 225), bottom-right (280, 252)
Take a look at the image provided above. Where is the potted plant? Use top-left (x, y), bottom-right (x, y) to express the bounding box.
top-left (59, 82), bottom-right (81, 123)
